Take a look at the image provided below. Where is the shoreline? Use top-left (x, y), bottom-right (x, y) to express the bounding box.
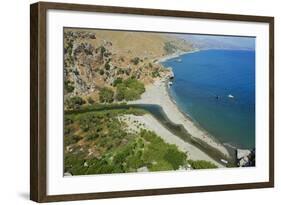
top-left (129, 50), bottom-right (231, 162)
top-left (121, 114), bottom-right (224, 168)
top-left (157, 49), bottom-right (200, 63)
top-left (164, 81), bottom-right (224, 146)
top-left (157, 50), bottom-right (230, 158)
top-left (128, 78), bottom-right (230, 161)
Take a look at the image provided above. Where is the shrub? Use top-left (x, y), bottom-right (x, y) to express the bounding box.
top-left (164, 148), bottom-right (186, 170)
top-left (164, 42), bottom-right (177, 54)
top-left (187, 160), bottom-right (218, 169)
top-left (73, 70), bottom-right (79, 75)
top-left (99, 87), bottom-right (114, 103)
top-left (87, 97), bottom-right (95, 104)
top-left (115, 84), bottom-right (126, 101)
top-left (104, 62), bottom-right (110, 70)
top-left (104, 52), bottom-right (112, 57)
top-left (113, 77), bottom-right (123, 87)
top-left (131, 57), bottom-right (140, 65)
top-left (115, 79), bottom-right (145, 101)
top-left (64, 117), bottom-right (73, 126)
top-left (85, 133), bottom-right (99, 141)
top-left (99, 69), bottom-right (105, 75)
top-left (65, 135), bottom-right (82, 146)
top-left (117, 68), bottom-right (124, 75)
top-left (66, 96), bottom-right (86, 109)
top-left (100, 46), bottom-right (106, 56)
top-left (64, 80), bottom-right (74, 93)
top-left (152, 71), bottom-right (160, 78)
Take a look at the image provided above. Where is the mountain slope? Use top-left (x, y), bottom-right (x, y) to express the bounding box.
top-left (63, 28), bottom-right (194, 102)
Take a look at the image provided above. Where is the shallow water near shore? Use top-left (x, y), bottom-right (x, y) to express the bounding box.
top-left (162, 49), bottom-right (255, 149)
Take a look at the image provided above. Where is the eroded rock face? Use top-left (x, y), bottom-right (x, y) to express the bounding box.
top-left (237, 149), bottom-right (251, 159)
top-left (236, 149), bottom-right (255, 167)
top-left (63, 28), bottom-right (193, 103)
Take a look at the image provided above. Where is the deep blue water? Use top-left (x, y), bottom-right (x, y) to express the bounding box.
top-left (162, 49), bottom-right (255, 149)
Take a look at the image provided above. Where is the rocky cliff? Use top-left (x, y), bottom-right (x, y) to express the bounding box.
top-left (63, 28), bottom-right (194, 103)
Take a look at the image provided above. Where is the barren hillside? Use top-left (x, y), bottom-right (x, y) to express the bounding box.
top-left (63, 28), bottom-right (194, 104)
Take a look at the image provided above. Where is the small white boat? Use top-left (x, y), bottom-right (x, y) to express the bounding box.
top-left (168, 81), bottom-right (173, 86)
top-left (228, 94), bottom-right (234, 99)
top-left (176, 58), bottom-right (182, 62)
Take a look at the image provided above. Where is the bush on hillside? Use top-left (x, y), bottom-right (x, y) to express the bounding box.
top-left (99, 87), bottom-right (114, 103)
top-left (116, 78), bottom-right (145, 101)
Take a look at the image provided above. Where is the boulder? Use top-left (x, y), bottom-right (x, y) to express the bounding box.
top-left (237, 149), bottom-right (251, 159)
top-left (238, 156), bottom-right (249, 167)
top-left (236, 149), bottom-right (255, 167)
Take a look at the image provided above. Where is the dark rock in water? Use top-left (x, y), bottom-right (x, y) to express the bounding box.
top-left (236, 148), bottom-right (255, 167)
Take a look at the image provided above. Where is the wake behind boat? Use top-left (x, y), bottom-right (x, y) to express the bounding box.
top-left (228, 94), bottom-right (234, 98)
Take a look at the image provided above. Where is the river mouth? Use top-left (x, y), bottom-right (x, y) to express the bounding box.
top-left (65, 103), bottom-right (236, 166)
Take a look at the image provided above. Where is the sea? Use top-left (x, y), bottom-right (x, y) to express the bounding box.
top-left (162, 49), bottom-right (255, 149)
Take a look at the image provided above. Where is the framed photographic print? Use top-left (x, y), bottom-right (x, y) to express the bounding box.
top-left (30, 1), bottom-right (274, 202)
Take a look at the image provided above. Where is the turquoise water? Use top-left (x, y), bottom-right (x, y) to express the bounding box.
top-left (162, 49), bottom-right (255, 149)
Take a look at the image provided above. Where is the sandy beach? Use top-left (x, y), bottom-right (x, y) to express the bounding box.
top-left (120, 114), bottom-right (224, 168)
top-left (157, 49), bottom-right (200, 63)
top-left (129, 79), bottom-right (230, 159)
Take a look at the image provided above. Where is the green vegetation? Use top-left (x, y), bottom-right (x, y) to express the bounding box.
top-left (116, 78), bottom-right (145, 101)
top-left (99, 69), bottom-right (105, 75)
top-left (99, 87), bottom-right (114, 103)
top-left (104, 62), bottom-right (110, 70)
top-left (117, 68), bottom-right (125, 75)
top-left (99, 46), bottom-right (106, 56)
top-left (164, 42), bottom-right (178, 54)
top-left (187, 160), bottom-right (218, 169)
top-left (113, 77), bottom-right (123, 87)
top-left (87, 97), bottom-right (94, 104)
top-left (65, 96), bottom-right (86, 110)
top-left (64, 104), bottom-right (222, 175)
top-left (131, 57), bottom-right (140, 65)
top-left (140, 130), bottom-right (187, 171)
top-left (73, 70), bottom-right (79, 76)
top-left (64, 80), bottom-right (74, 93)
top-left (64, 38), bottom-right (74, 66)
top-left (64, 104), bottom-right (147, 117)
top-left (104, 52), bottom-right (112, 58)
top-left (164, 148), bottom-right (186, 170)
top-left (152, 71), bottom-right (160, 78)
top-left (64, 134), bottom-right (82, 147)
top-left (64, 109), bottom-right (189, 175)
